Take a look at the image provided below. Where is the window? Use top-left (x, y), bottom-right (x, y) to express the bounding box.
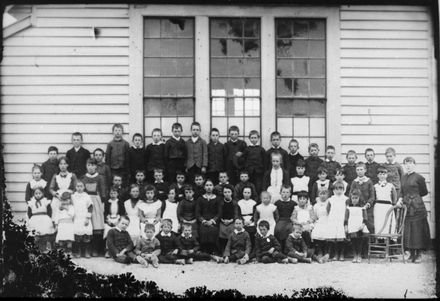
top-left (210, 18), bottom-right (261, 142)
top-left (143, 18), bottom-right (195, 142)
top-left (275, 19), bottom-right (326, 151)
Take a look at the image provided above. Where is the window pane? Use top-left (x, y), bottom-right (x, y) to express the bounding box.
top-left (212, 98), bottom-right (226, 116)
top-left (309, 40), bottom-right (325, 58)
top-left (293, 118), bottom-right (309, 136)
top-left (309, 60), bottom-right (325, 77)
top-left (161, 19), bottom-right (177, 38)
top-left (211, 19), bottom-right (229, 38)
top-left (244, 78), bottom-right (260, 97)
top-left (175, 19), bottom-right (194, 38)
top-left (309, 20), bottom-right (325, 39)
top-left (276, 78), bottom-right (293, 97)
top-left (227, 78), bottom-right (244, 97)
top-left (144, 78), bottom-right (161, 96)
top-left (211, 59), bottom-right (227, 77)
top-left (145, 117), bottom-right (161, 133)
top-left (160, 78), bottom-right (176, 96)
top-left (176, 78), bottom-right (193, 96)
top-left (293, 20), bottom-right (308, 38)
top-left (276, 59), bottom-right (293, 77)
top-left (227, 39), bottom-right (243, 57)
top-left (211, 39), bottom-right (227, 57)
top-left (161, 98), bottom-right (177, 116)
top-left (292, 99), bottom-right (309, 116)
top-left (244, 19), bottom-right (260, 38)
top-left (244, 39), bottom-right (260, 57)
top-left (228, 58), bottom-right (243, 77)
top-left (276, 98), bottom-right (293, 116)
top-left (277, 118), bottom-right (293, 136)
top-left (176, 59), bottom-right (194, 76)
top-left (243, 58), bottom-right (260, 77)
top-left (161, 117), bottom-right (176, 136)
top-left (244, 118), bottom-right (260, 135)
top-left (293, 79), bottom-right (309, 97)
top-left (309, 117), bottom-right (326, 136)
top-left (293, 60), bottom-right (307, 77)
top-left (178, 39), bottom-right (194, 57)
top-left (292, 40), bottom-right (308, 57)
top-left (228, 117), bottom-right (244, 132)
top-left (309, 99), bottom-right (326, 117)
top-left (160, 58), bottom-right (177, 76)
top-left (144, 39), bottom-right (161, 57)
top-left (176, 98), bottom-right (194, 116)
top-left (161, 39), bottom-right (177, 57)
top-left (276, 19), bottom-right (292, 38)
top-left (310, 79), bottom-right (325, 97)
top-left (144, 19), bottom-right (160, 38)
top-left (178, 117), bottom-right (194, 136)
top-left (211, 78), bottom-right (227, 96)
top-left (276, 39), bottom-right (293, 57)
top-left (234, 98), bottom-right (244, 116)
top-left (144, 98), bottom-right (162, 116)
top-left (228, 19), bottom-right (243, 38)
top-left (244, 98), bottom-right (260, 116)
top-left (144, 58), bottom-right (161, 77)
top-left (212, 117), bottom-right (228, 135)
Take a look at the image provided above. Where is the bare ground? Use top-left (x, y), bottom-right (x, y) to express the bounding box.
top-left (73, 251), bottom-right (436, 298)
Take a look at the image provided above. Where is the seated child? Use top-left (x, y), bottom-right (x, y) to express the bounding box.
top-left (106, 215), bottom-right (137, 264)
top-left (156, 219), bottom-right (185, 265)
top-left (161, 185), bottom-right (180, 234)
top-left (135, 223), bottom-right (161, 268)
top-left (152, 169), bottom-right (169, 202)
top-left (177, 185), bottom-right (199, 238)
top-left (291, 190), bottom-right (315, 247)
top-left (290, 159), bottom-right (309, 203)
top-left (178, 223), bottom-right (211, 263)
top-left (214, 171), bottom-right (229, 197)
top-left (103, 186), bottom-right (125, 257)
top-left (223, 218), bottom-right (252, 265)
top-left (285, 224), bottom-right (314, 263)
top-left (55, 191), bottom-right (75, 256)
top-left (254, 220), bottom-right (289, 264)
top-left (310, 167), bottom-right (331, 205)
top-left (237, 186), bottom-right (257, 248)
top-left (235, 170), bottom-right (258, 202)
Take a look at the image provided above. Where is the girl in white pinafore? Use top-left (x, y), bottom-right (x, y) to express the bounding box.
top-left (138, 185), bottom-right (162, 237)
top-left (161, 186), bottom-right (179, 233)
top-left (326, 183), bottom-right (348, 261)
top-left (55, 191), bottom-right (75, 254)
top-left (71, 182), bottom-right (93, 258)
top-left (255, 191), bottom-right (278, 236)
top-left (124, 184), bottom-right (142, 244)
top-left (27, 187), bottom-right (56, 252)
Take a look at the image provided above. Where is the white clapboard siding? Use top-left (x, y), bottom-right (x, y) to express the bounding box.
top-left (1, 4), bottom-right (130, 217)
top-left (340, 5), bottom-right (434, 234)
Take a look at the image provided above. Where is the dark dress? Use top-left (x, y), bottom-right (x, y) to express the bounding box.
top-left (195, 194), bottom-right (222, 244)
top-left (401, 172), bottom-right (430, 250)
top-left (219, 199), bottom-right (239, 239)
top-left (274, 200), bottom-right (296, 241)
top-left (176, 198), bottom-right (198, 238)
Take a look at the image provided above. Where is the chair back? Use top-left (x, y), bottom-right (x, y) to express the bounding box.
top-left (394, 205), bottom-right (407, 235)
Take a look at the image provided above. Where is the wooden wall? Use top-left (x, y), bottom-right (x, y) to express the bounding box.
top-left (1, 4), bottom-right (130, 219)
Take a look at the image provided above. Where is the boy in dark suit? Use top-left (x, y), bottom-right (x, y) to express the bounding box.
top-left (242, 130), bottom-right (265, 195)
top-left (164, 123), bottom-right (187, 183)
top-left (66, 132), bottom-right (90, 178)
top-left (224, 125), bottom-right (247, 186)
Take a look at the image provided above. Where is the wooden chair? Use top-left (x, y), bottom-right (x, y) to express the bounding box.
top-left (368, 205), bottom-right (407, 263)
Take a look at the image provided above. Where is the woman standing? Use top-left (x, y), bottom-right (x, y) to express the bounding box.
top-left (397, 157), bottom-right (430, 263)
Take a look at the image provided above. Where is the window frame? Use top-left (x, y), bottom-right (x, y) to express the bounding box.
top-left (129, 5), bottom-right (340, 156)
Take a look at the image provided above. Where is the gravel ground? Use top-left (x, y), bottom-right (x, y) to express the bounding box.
top-left (73, 251), bottom-right (436, 298)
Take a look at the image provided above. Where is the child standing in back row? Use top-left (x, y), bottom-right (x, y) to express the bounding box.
top-left (265, 131), bottom-right (288, 171)
top-left (343, 150), bottom-right (358, 186)
top-left (145, 128), bottom-right (166, 184)
top-left (129, 133), bottom-right (146, 184)
top-left (305, 143), bottom-right (324, 193)
top-left (263, 152), bottom-right (290, 203)
top-left (320, 145), bottom-right (341, 182)
top-left (106, 124), bottom-right (130, 186)
top-left (207, 128), bottom-right (226, 185)
top-left (41, 146), bottom-right (60, 186)
top-left (287, 139), bottom-right (304, 179)
top-left (383, 147), bottom-right (404, 199)
top-left (185, 122), bottom-right (208, 184)
top-left (224, 125), bottom-right (247, 185)
top-left (66, 132), bottom-right (91, 179)
top-left (291, 159), bottom-right (310, 203)
top-left (165, 123), bottom-right (187, 183)
top-left (243, 130), bottom-right (265, 194)
top-left (365, 148), bottom-right (380, 185)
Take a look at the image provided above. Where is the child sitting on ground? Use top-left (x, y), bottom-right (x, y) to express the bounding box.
top-left (178, 223), bottom-right (211, 263)
top-left (223, 218), bottom-right (252, 265)
top-left (106, 215), bottom-right (137, 264)
top-left (254, 220), bottom-right (289, 264)
top-left (135, 223), bottom-right (161, 268)
top-left (285, 224), bottom-right (315, 263)
top-left (156, 219), bottom-right (185, 265)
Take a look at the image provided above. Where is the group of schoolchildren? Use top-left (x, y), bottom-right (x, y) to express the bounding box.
top-left (25, 121), bottom-right (411, 267)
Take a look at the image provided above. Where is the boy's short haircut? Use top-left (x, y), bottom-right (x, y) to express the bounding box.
top-left (182, 223), bottom-right (192, 230)
top-left (194, 173), bottom-right (205, 180)
top-left (346, 150), bottom-right (357, 158)
top-left (296, 190), bottom-right (309, 199)
top-left (191, 121), bottom-right (201, 129)
top-left (183, 184), bottom-right (194, 192)
top-left (152, 128), bottom-right (162, 135)
top-left (144, 223), bottom-right (155, 232)
top-left (153, 168), bottom-right (164, 175)
top-left (335, 168), bottom-right (345, 176)
top-left (261, 190), bottom-right (271, 200)
top-left (271, 151), bottom-right (282, 160)
top-left (168, 184), bottom-right (178, 193)
top-left (176, 170), bottom-right (186, 177)
top-left (129, 183), bottom-right (140, 191)
top-left (112, 123), bottom-right (124, 132)
top-left (317, 166), bottom-right (328, 175)
top-left (93, 148), bottom-right (105, 155)
top-left (258, 220), bottom-right (270, 230)
top-left (249, 130), bottom-right (260, 138)
top-left (135, 169), bottom-right (146, 175)
top-left (113, 174), bottom-right (122, 181)
top-left (210, 127), bottom-right (220, 135)
top-left (109, 186), bottom-right (119, 194)
top-left (161, 218), bottom-right (173, 227)
top-left (385, 147), bottom-right (396, 156)
top-left (239, 170), bottom-right (250, 176)
top-left (120, 215), bottom-right (130, 223)
top-left (289, 138), bottom-right (299, 146)
top-left (222, 184), bottom-right (235, 195)
top-left (228, 125), bottom-right (239, 133)
top-left (332, 181), bottom-right (345, 190)
top-left (377, 166), bottom-right (388, 174)
top-left (76, 179), bottom-right (85, 186)
top-left (292, 223), bottom-right (303, 232)
top-left (280, 184), bottom-right (292, 192)
top-left (172, 122), bottom-right (183, 130)
top-left (132, 133), bottom-right (143, 141)
top-left (270, 131), bottom-right (281, 140)
top-left (86, 158), bottom-right (97, 165)
top-left (72, 132), bottom-right (83, 139)
top-left (219, 171), bottom-right (229, 177)
top-left (47, 146), bottom-right (59, 154)
top-left (326, 145), bottom-right (335, 151)
top-left (296, 159), bottom-right (306, 168)
top-left (356, 162), bottom-right (366, 169)
top-left (364, 148), bottom-right (375, 155)
top-left (308, 143), bottom-right (319, 151)
top-left (145, 185), bottom-right (156, 193)
top-left (403, 156), bottom-right (416, 164)
top-left (350, 188), bottom-right (362, 197)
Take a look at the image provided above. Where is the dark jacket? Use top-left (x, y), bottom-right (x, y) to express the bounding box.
top-left (243, 145), bottom-right (266, 174)
top-left (265, 147), bottom-right (289, 171)
top-left (66, 147), bottom-right (90, 178)
top-left (207, 142), bottom-right (226, 173)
